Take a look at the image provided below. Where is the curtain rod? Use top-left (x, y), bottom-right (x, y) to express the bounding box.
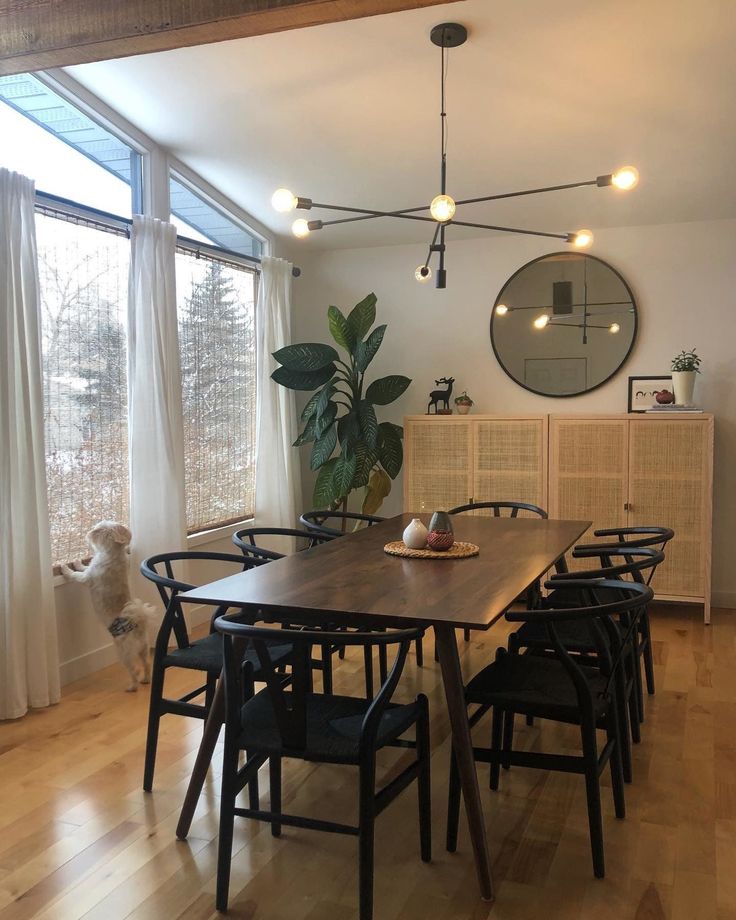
top-left (33, 190), bottom-right (301, 277)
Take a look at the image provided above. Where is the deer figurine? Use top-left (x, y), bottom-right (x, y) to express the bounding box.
top-left (427, 377), bottom-right (455, 414)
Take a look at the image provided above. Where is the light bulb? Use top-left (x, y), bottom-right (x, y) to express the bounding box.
top-left (611, 166), bottom-right (639, 191)
top-left (415, 265), bottom-right (432, 283)
top-left (292, 218), bottom-right (311, 238)
top-left (430, 194), bottom-right (456, 223)
top-left (533, 314), bottom-right (550, 329)
top-left (495, 303), bottom-right (509, 315)
top-left (571, 229), bottom-right (594, 249)
top-left (609, 322), bottom-right (621, 334)
top-left (272, 188), bottom-right (297, 212)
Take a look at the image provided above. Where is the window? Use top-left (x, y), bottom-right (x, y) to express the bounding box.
top-left (176, 249), bottom-right (257, 532)
top-left (0, 73), bottom-right (142, 215)
top-left (37, 211), bottom-right (130, 566)
top-left (170, 174), bottom-right (263, 258)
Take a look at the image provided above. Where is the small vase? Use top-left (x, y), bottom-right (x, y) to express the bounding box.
top-left (456, 403), bottom-right (471, 415)
top-left (428, 510), bottom-right (454, 551)
top-left (672, 371), bottom-right (696, 406)
top-left (403, 518), bottom-right (428, 549)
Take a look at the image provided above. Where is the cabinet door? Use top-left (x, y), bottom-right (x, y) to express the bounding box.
top-left (550, 418), bottom-right (629, 566)
top-left (628, 419), bottom-right (711, 598)
top-left (403, 419), bottom-right (473, 513)
top-left (472, 418), bottom-right (547, 512)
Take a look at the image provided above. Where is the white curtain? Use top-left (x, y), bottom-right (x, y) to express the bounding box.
top-left (255, 256), bottom-right (303, 539)
top-left (127, 216), bottom-right (187, 603)
top-left (0, 169), bottom-right (60, 720)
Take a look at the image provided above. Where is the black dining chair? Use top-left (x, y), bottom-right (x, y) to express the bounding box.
top-left (446, 579), bottom-right (653, 880)
top-left (507, 547), bottom-right (664, 782)
top-left (140, 550), bottom-right (290, 793)
top-left (213, 613), bottom-right (431, 920)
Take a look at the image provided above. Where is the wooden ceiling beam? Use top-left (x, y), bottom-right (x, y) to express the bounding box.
top-left (0, 0), bottom-right (458, 76)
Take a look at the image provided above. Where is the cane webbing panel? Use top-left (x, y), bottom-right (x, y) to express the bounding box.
top-left (473, 419), bottom-right (545, 510)
top-left (404, 420), bottom-right (473, 513)
top-left (629, 420), bottom-right (708, 596)
top-left (552, 420), bottom-right (628, 571)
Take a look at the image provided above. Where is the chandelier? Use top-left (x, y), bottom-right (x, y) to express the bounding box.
top-left (271, 22), bottom-right (639, 289)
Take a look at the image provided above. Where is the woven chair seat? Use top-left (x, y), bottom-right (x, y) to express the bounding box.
top-left (163, 633), bottom-right (292, 675)
top-left (238, 690), bottom-right (419, 764)
top-left (465, 653), bottom-right (609, 724)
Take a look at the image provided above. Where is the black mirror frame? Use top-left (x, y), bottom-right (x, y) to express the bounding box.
top-left (489, 251), bottom-right (639, 398)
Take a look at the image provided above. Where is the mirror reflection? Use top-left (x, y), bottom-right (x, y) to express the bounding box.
top-left (490, 253), bottom-right (637, 396)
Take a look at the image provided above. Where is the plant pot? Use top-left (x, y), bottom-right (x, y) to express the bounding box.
top-left (672, 371), bottom-right (696, 406)
top-left (455, 403), bottom-right (471, 415)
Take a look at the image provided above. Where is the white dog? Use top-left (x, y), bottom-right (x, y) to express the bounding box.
top-left (61, 521), bottom-right (155, 692)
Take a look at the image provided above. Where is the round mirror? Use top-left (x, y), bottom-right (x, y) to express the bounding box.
top-left (490, 252), bottom-right (637, 396)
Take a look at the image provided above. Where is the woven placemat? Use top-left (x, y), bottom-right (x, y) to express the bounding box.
top-left (383, 540), bottom-right (480, 560)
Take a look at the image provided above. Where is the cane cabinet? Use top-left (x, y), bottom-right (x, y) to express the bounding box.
top-left (403, 413), bottom-right (714, 622)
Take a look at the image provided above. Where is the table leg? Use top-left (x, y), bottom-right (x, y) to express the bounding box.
top-left (176, 675), bottom-right (225, 840)
top-left (434, 624), bottom-right (494, 902)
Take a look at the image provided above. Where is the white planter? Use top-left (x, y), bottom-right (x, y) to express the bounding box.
top-left (672, 370), bottom-right (697, 406)
top-left (402, 517), bottom-right (428, 549)
top-left (456, 404), bottom-right (472, 415)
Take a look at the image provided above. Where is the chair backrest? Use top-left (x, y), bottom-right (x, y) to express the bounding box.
top-left (507, 579), bottom-right (654, 713)
top-left (300, 510), bottom-right (385, 538)
top-left (215, 613), bottom-right (424, 754)
top-left (232, 526), bottom-right (327, 562)
top-left (551, 546), bottom-right (665, 588)
top-left (140, 550), bottom-right (263, 649)
top-left (448, 500), bottom-right (548, 519)
top-left (578, 527), bottom-right (673, 586)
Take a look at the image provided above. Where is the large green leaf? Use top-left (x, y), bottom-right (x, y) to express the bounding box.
top-left (362, 468), bottom-right (392, 515)
top-left (272, 342), bottom-right (339, 371)
top-left (354, 324), bottom-right (386, 372)
top-left (365, 374), bottom-right (411, 406)
top-left (314, 401), bottom-right (337, 438)
top-left (378, 422), bottom-right (403, 479)
top-left (353, 442), bottom-right (379, 488)
top-left (300, 389), bottom-right (322, 422)
top-left (347, 293), bottom-right (376, 343)
top-left (337, 412), bottom-right (361, 452)
top-left (313, 458), bottom-right (340, 507)
top-left (272, 363), bottom-right (336, 391)
top-left (293, 416), bottom-right (318, 447)
top-left (332, 454), bottom-right (358, 497)
top-left (358, 400), bottom-right (378, 448)
top-left (327, 305), bottom-right (355, 352)
top-left (310, 425), bottom-right (337, 470)
top-left (315, 380), bottom-right (337, 418)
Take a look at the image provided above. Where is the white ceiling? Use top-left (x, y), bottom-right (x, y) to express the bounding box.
top-left (66, 0), bottom-right (736, 249)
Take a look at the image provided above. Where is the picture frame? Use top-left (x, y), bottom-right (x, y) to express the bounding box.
top-left (627, 375), bottom-right (674, 413)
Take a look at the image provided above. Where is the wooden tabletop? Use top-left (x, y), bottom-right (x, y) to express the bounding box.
top-left (181, 514), bottom-right (590, 630)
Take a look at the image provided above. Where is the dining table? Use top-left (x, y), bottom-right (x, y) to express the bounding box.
top-left (174, 512), bottom-right (590, 902)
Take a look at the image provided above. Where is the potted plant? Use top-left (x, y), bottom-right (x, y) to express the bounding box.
top-left (670, 348), bottom-right (701, 406)
top-left (454, 391), bottom-right (474, 415)
top-left (271, 293), bottom-right (411, 514)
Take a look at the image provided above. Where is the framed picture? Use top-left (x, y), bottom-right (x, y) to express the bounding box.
top-left (628, 375), bottom-right (674, 412)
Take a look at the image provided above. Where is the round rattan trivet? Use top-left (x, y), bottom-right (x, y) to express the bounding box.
top-left (383, 540), bottom-right (479, 560)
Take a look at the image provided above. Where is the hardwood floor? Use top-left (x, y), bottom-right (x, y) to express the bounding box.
top-left (1, 603), bottom-right (733, 920)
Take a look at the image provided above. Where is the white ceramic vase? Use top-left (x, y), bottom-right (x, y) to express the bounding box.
top-left (403, 517), bottom-right (428, 549)
top-left (672, 371), bottom-right (696, 406)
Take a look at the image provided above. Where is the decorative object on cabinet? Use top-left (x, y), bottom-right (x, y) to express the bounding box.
top-left (427, 377), bottom-right (455, 414)
top-left (454, 391), bottom-right (474, 415)
top-left (402, 517), bottom-right (428, 549)
top-left (491, 253), bottom-right (637, 397)
top-left (403, 413), bottom-right (713, 623)
top-left (628, 375), bottom-right (674, 413)
top-left (671, 348), bottom-right (701, 407)
top-left (273, 22), bottom-right (640, 289)
top-left (270, 292), bottom-right (410, 515)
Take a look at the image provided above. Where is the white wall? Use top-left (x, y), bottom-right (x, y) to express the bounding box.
top-left (290, 218), bottom-right (736, 606)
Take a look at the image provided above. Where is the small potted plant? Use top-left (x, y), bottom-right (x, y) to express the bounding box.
top-left (671, 348), bottom-right (701, 406)
top-left (454, 391), bottom-right (474, 415)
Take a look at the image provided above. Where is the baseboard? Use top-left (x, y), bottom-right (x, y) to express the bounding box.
top-left (58, 603), bottom-right (214, 687)
top-left (713, 591), bottom-right (736, 610)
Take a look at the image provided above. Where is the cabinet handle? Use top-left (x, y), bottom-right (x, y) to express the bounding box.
top-left (624, 502), bottom-right (631, 511)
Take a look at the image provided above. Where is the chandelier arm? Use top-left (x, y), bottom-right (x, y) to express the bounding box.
top-left (547, 322), bottom-right (617, 330)
top-left (453, 179), bottom-right (599, 207)
top-left (507, 300), bottom-right (633, 311)
top-left (310, 201), bottom-right (436, 223)
top-left (449, 218), bottom-right (570, 241)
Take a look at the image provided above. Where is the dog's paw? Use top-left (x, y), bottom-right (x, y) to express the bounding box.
top-left (140, 675), bottom-right (151, 685)
top-left (125, 683), bottom-right (139, 693)
top-left (59, 564), bottom-right (73, 579)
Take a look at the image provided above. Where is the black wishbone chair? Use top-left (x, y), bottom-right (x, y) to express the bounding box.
top-left (140, 550), bottom-right (289, 793)
top-left (447, 579), bottom-right (654, 880)
top-left (214, 614), bottom-right (430, 920)
top-left (508, 547), bottom-right (664, 783)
